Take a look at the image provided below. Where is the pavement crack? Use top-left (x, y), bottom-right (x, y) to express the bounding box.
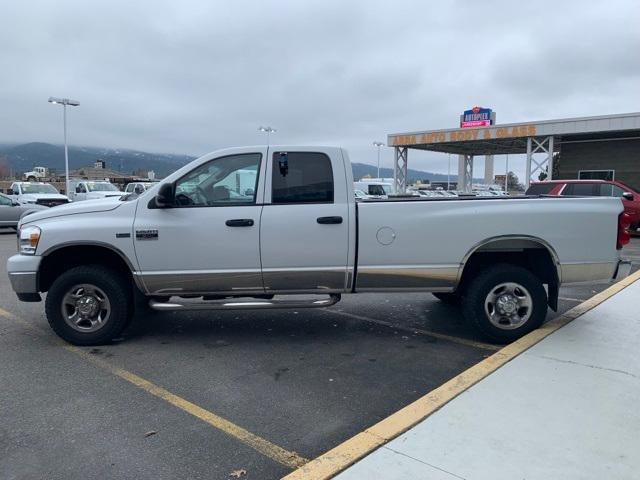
top-left (533, 354), bottom-right (639, 379)
top-left (382, 446), bottom-right (468, 479)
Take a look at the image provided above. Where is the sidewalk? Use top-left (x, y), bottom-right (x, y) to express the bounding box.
top-left (336, 278), bottom-right (640, 480)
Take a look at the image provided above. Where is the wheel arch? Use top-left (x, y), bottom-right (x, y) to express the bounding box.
top-left (38, 242), bottom-right (141, 293)
top-left (458, 235), bottom-right (561, 310)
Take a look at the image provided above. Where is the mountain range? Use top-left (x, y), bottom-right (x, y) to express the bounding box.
top-left (0, 142), bottom-right (460, 183)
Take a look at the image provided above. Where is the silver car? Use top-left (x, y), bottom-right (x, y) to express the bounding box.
top-left (0, 193), bottom-right (46, 229)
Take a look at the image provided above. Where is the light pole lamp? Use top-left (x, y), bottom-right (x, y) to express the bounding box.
top-left (373, 141), bottom-right (385, 179)
top-left (48, 97), bottom-right (80, 196)
top-left (258, 126), bottom-right (276, 146)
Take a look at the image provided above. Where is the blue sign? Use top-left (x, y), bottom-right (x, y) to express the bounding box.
top-left (461, 106), bottom-right (493, 128)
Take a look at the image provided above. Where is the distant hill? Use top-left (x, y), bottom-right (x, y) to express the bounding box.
top-left (351, 163), bottom-right (460, 183)
top-left (0, 142), bottom-right (467, 183)
top-left (0, 142), bottom-right (193, 178)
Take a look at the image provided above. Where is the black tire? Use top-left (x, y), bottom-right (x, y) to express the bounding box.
top-left (462, 264), bottom-right (547, 343)
top-left (432, 292), bottom-right (461, 305)
top-left (27, 176), bottom-right (36, 181)
top-left (45, 265), bottom-right (132, 345)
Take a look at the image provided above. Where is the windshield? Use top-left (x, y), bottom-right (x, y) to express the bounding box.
top-left (21, 184), bottom-right (58, 194)
top-left (87, 182), bottom-right (119, 192)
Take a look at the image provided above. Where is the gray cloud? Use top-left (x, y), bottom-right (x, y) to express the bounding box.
top-left (1, 0), bottom-right (639, 179)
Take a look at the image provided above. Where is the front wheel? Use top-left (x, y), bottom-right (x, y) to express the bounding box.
top-left (462, 264), bottom-right (547, 343)
top-left (45, 265), bottom-right (132, 345)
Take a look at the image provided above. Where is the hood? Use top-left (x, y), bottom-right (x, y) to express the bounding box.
top-left (20, 197), bottom-right (126, 225)
top-left (20, 193), bottom-right (69, 202)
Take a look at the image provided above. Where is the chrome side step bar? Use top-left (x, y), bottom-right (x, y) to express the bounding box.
top-left (148, 294), bottom-right (341, 311)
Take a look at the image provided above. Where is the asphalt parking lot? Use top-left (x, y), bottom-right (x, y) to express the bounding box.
top-left (1, 229), bottom-right (639, 480)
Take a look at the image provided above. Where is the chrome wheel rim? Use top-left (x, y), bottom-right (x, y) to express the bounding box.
top-left (61, 284), bottom-right (111, 332)
top-left (484, 282), bottom-right (532, 330)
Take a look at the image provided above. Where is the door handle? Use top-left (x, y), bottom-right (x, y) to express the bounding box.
top-left (225, 219), bottom-right (254, 227)
top-left (317, 216), bottom-right (343, 225)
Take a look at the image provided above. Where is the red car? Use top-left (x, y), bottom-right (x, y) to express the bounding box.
top-left (526, 179), bottom-right (640, 230)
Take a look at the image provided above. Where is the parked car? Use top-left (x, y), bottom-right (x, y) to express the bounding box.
top-left (354, 189), bottom-right (370, 200)
top-left (8, 146), bottom-right (631, 346)
top-left (0, 192), bottom-right (47, 229)
top-left (69, 180), bottom-right (123, 202)
top-left (8, 182), bottom-right (70, 207)
top-left (124, 181), bottom-right (159, 196)
top-left (526, 179), bottom-right (640, 230)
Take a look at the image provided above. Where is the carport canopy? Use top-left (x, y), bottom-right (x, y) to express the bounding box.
top-left (387, 112), bottom-right (640, 193)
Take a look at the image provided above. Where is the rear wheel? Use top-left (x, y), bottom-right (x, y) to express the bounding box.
top-left (462, 264), bottom-right (547, 343)
top-left (45, 265), bottom-right (132, 345)
top-left (432, 292), bottom-right (461, 305)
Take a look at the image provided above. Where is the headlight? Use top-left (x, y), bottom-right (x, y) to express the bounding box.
top-left (19, 226), bottom-right (41, 255)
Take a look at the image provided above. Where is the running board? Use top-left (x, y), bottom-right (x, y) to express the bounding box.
top-left (148, 294), bottom-right (341, 311)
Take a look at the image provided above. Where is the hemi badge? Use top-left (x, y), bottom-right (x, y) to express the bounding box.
top-left (136, 229), bottom-right (159, 240)
top-left (116, 233), bottom-right (131, 238)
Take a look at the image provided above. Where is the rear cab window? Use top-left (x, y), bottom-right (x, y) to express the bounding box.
top-left (560, 183), bottom-right (597, 196)
top-left (525, 183), bottom-right (556, 195)
top-left (271, 152), bottom-right (334, 204)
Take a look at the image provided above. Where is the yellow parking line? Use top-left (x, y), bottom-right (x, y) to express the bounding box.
top-left (0, 310), bottom-right (308, 470)
top-left (331, 309), bottom-right (500, 351)
top-left (283, 269), bottom-right (640, 480)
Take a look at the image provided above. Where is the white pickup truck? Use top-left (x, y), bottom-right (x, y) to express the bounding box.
top-left (9, 181), bottom-right (70, 207)
top-left (7, 146), bottom-right (632, 346)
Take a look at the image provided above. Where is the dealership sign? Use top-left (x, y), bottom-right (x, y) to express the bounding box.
top-left (461, 106), bottom-right (492, 128)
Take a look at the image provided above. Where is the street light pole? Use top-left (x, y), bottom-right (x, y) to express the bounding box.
top-left (373, 141), bottom-right (385, 179)
top-left (258, 126), bottom-right (276, 146)
top-left (48, 97), bottom-right (80, 196)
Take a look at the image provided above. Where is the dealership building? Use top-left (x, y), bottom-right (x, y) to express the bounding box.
top-left (387, 111), bottom-right (640, 193)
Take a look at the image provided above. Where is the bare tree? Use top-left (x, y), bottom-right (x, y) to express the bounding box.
top-left (0, 155), bottom-right (10, 179)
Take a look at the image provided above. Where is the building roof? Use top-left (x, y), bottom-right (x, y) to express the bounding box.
top-left (70, 166), bottom-right (129, 179)
top-left (387, 112), bottom-right (640, 155)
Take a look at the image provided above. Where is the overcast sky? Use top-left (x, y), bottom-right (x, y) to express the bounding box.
top-left (1, 0), bottom-right (639, 179)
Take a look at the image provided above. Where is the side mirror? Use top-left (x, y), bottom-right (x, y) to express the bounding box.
top-left (11, 200), bottom-right (20, 206)
top-left (622, 192), bottom-right (634, 201)
top-left (75, 186), bottom-right (82, 193)
top-left (154, 183), bottom-right (174, 208)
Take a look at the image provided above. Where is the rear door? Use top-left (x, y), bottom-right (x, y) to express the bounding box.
top-left (260, 149), bottom-right (351, 293)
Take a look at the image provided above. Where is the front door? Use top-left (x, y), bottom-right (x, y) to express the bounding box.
top-left (133, 150), bottom-right (266, 296)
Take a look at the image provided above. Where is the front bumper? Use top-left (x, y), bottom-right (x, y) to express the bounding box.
top-left (613, 259), bottom-right (632, 281)
top-left (7, 254), bottom-right (42, 301)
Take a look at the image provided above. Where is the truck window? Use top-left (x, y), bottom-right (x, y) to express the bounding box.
top-left (598, 184), bottom-right (624, 197)
top-left (271, 152), bottom-right (334, 204)
top-left (525, 183), bottom-right (555, 195)
top-left (561, 183), bottom-right (596, 196)
top-left (174, 153), bottom-right (261, 207)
